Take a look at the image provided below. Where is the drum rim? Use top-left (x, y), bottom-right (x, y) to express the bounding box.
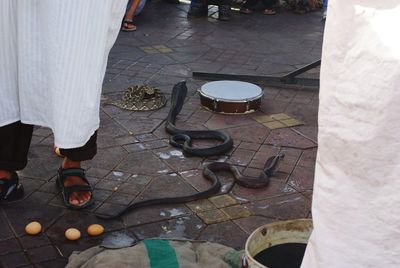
top-left (198, 89), bottom-right (264, 102)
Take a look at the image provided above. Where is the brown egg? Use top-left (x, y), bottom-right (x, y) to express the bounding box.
top-left (87, 224), bottom-right (104, 236)
top-left (65, 228), bottom-right (81, 241)
top-left (25, 221), bottom-right (42, 235)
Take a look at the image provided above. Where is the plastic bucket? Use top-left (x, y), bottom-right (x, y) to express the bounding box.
top-left (242, 219), bottom-right (313, 268)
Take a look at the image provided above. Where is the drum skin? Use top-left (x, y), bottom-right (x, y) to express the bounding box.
top-left (199, 80), bottom-right (263, 114)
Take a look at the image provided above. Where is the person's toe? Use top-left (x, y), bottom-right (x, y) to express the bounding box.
top-left (69, 193), bottom-right (79, 205)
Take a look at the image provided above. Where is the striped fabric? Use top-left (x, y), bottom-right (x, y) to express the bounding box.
top-left (0, 0), bottom-right (127, 148)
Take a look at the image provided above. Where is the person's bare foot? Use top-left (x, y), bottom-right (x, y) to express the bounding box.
top-left (121, 19), bottom-right (137, 31)
top-left (62, 158), bottom-right (92, 206)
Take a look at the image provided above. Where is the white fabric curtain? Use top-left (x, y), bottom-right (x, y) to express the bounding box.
top-left (302, 1), bottom-right (400, 267)
top-left (0, 0), bottom-right (127, 148)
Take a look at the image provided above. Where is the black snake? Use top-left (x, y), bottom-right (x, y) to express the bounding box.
top-left (165, 81), bottom-right (233, 156)
top-left (97, 152), bottom-right (284, 220)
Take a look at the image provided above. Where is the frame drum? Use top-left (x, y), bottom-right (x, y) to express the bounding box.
top-left (198, 80), bottom-right (263, 114)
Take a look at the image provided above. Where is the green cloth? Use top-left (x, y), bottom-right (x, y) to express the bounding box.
top-left (144, 239), bottom-right (179, 268)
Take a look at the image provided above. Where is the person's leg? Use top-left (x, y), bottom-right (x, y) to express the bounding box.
top-left (217, 0), bottom-right (232, 21)
top-left (242, 0), bottom-right (258, 9)
top-left (322, 0), bottom-right (328, 19)
top-left (240, 0), bottom-right (258, 13)
top-left (0, 121), bottom-right (33, 200)
top-left (0, 121), bottom-right (33, 176)
top-left (262, 0), bottom-right (277, 14)
top-left (58, 131), bottom-right (97, 206)
top-left (187, 0), bottom-right (208, 18)
top-left (121, 0), bottom-right (140, 31)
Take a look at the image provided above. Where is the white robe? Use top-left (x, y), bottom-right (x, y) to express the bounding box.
top-left (0, 0), bottom-right (127, 148)
top-left (302, 1), bottom-right (400, 267)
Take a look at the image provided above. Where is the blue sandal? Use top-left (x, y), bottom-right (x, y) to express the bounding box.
top-left (56, 168), bottom-right (94, 209)
top-left (0, 172), bottom-right (24, 202)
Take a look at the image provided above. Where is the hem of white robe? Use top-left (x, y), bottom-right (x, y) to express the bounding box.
top-left (0, 118), bottom-right (99, 149)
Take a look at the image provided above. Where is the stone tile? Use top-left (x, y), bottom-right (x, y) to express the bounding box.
top-left (27, 245), bottom-right (60, 264)
top-left (248, 193), bottom-right (311, 220)
top-left (221, 205), bottom-right (252, 220)
top-left (260, 99), bottom-right (290, 115)
top-left (281, 118), bottom-right (304, 127)
top-left (92, 189), bottom-right (113, 202)
top-left (19, 157), bottom-right (60, 181)
top-left (3, 201), bottom-right (64, 237)
top-left (125, 174), bottom-right (152, 186)
top-left (288, 166), bottom-right (315, 192)
top-left (270, 113), bottom-right (291, 120)
top-left (209, 195), bottom-right (238, 208)
top-left (186, 199), bottom-right (216, 213)
top-left (229, 148), bottom-right (255, 167)
top-left (135, 133), bottom-right (159, 142)
top-left (293, 126), bottom-right (318, 144)
top-left (234, 216), bottom-right (276, 235)
top-left (113, 182), bottom-right (142, 197)
top-left (131, 215), bottom-right (204, 240)
top-left (179, 169), bottom-right (210, 192)
top-left (33, 127), bottom-right (53, 137)
top-left (123, 203), bottom-right (191, 227)
top-left (205, 114), bottom-right (252, 130)
top-left (0, 239), bottom-right (21, 256)
top-left (156, 148), bottom-right (202, 172)
top-left (263, 121), bottom-right (287, 130)
top-left (136, 174), bottom-right (197, 201)
top-left (106, 193), bottom-right (136, 205)
top-left (252, 114), bottom-right (275, 123)
top-left (86, 146), bottom-right (128, 170)
top-left (298, 148), bottom-right (317, 168)
top-left (224, 123), bottom-right (269, 144)
top-left (85, 167), bottom-right (110, 179)
top-left (24, 191), bottom-right (55, 205)
top-left (197, 209), bottom-right (230, 225)
top-left (265, 128), bottom-right (317, 149)
top-left (285, 102), bottom-right (318, 126)
top-left (95, 179), bottom-right (122, 191)
top-left (114, 135), bottom-right (139, 145)
top-left (198, 221), bottom-right (248, 250)
top-left (123, 143), bottom-right (147, 153)
top-left (94, 202), bottom-right (127, 217)
top-left (117, 151), bottom-right (171, 176)
top-left (36, 258), bottom-right (68, 268)
top-left (115, 118), bottom-right (163, 135)
top-left (52, 236), bottom-right (104, 258)
top-left (179, 169), bottom-right (234, 195)
top-left (19, 233), bottom-right (51, 250)
top-left (104, 171), bottom-right (132, 182)
top-left (238, 142), bottom-right (260, 151)
top-left (0, 252), bottom-right (30, 268)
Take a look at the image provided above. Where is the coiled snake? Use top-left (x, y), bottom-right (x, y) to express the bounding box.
top-left (165, 81), bottom-right (234, 156)
top-left (97, 81), bottom-right (285, 220)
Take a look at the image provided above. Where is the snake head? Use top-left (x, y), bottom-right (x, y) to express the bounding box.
top-left (263, 151), bottom-right (285, 177)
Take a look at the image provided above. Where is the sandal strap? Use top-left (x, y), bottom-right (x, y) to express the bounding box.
top-left (58, 168), bottom-right (88, 183)
top-left (63, 185), bottom-right (92, 198)
top-left (57, 168), bottom-right (93, 202)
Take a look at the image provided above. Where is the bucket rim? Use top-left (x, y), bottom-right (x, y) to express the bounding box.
top-left (244, 218), bottom-right (313, 268)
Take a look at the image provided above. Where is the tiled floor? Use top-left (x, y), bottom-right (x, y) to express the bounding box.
top-left (0, 1), bottom-right (323, 267)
